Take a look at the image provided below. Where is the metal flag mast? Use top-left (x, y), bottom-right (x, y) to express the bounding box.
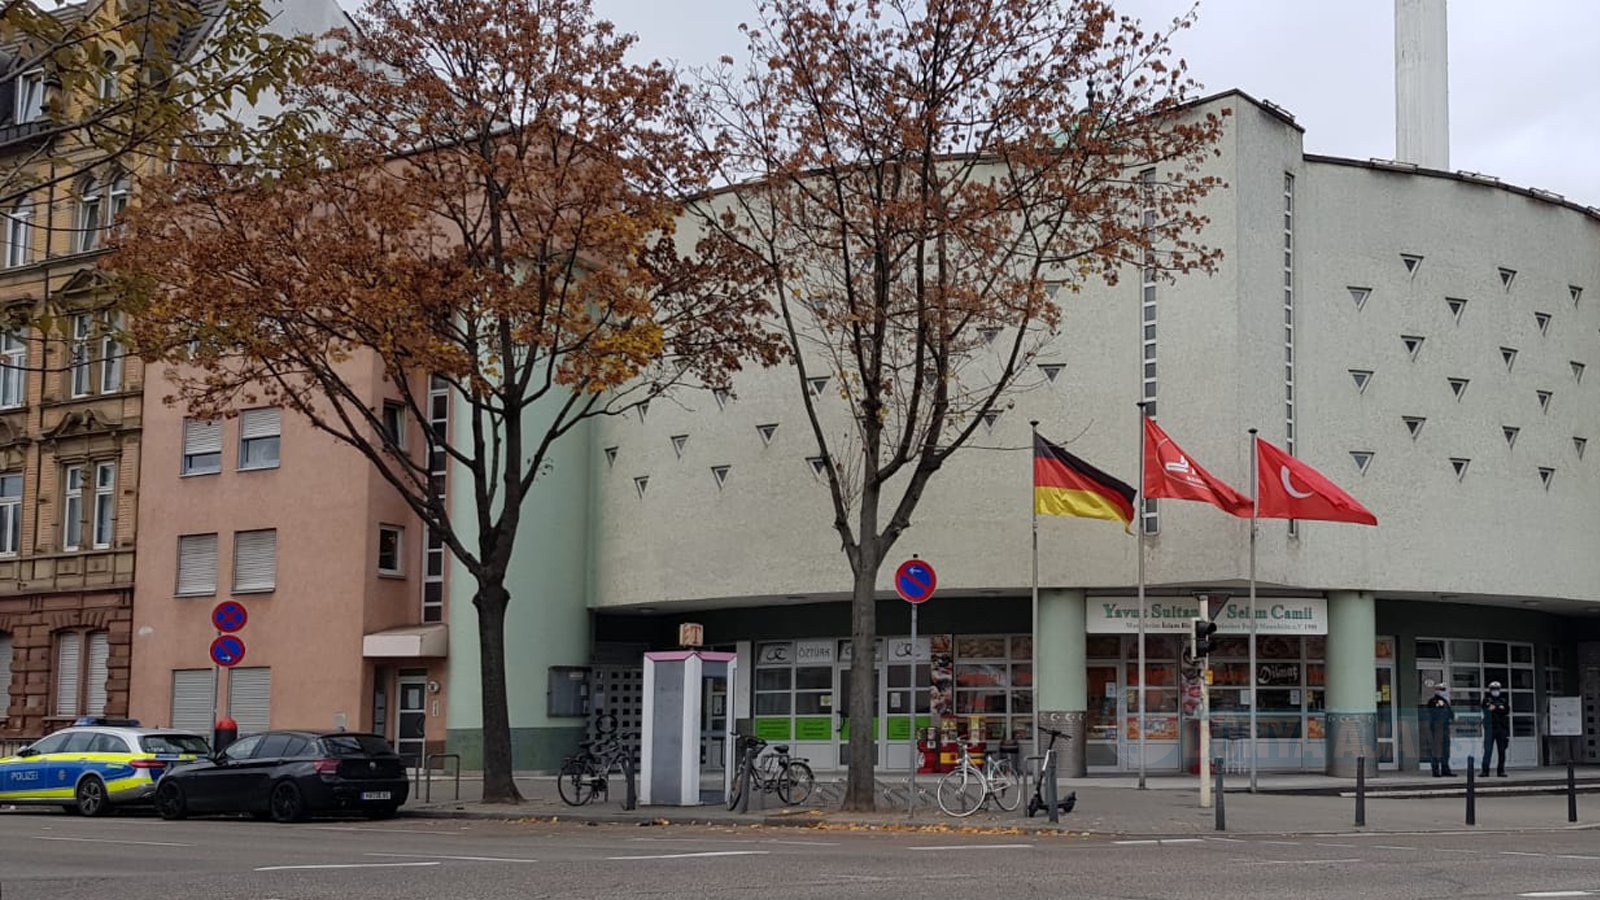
top-left (1247, 427), bottom-right (1260, 793)
top-left (1029, 421), bottom-right (1041, 773)
top-left (1135, 402), bottom-right (1148, 790)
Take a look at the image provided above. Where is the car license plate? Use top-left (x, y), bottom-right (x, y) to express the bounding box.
top-left (361, 791), bottom-right (391, 801)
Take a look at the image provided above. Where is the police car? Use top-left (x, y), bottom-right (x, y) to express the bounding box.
top-left (0, 718), bottom-right (210, 816)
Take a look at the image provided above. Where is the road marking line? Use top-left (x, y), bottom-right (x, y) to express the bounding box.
top-left (255, 862), bottom-right (441, 871)
top-left (1313, 842), bottom-right (1356, 848)
top-left (606, 851), bottom-right (772, 860)
top-left (366, 853), bottom-right (539, 864)
top-left (1259, 840), bottom-right (1300, 846)
top-left (629, 838), bottom-right (758, 844)
top-left (1160, 839), bottom-right (1204, 845)
top-left (1206, 837), bottom-right (1246, 843)
top-left (762, 839), bottom-right (841, 846)
top-left (1374, 845), bottom-right (1417, 851)
top-left (310, 826), bottom-right (463, 836)
top-left (1555, 856), bottom-right (1600, 861)
top-left (35, 836), bottom-right (193, 848)
top-left (915, 839), bottom-right (1036, 845)
top-left (1114, 839), bottom-right (1159, 845)
top-left (1244, 859), bottom-right (1362, 866)
top-left (1502, 851), bottom-right (1549, 857)
top-left (1519, 892), bottom-right (1595, 898)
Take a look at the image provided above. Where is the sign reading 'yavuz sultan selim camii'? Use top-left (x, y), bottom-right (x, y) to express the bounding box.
top-left (1085, 597), bottom-right (1327, 635)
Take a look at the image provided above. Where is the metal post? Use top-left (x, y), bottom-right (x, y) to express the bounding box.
top-left (736, 746), bottom-right (752, 815)
top-left (1568, 758), bottom-right (1578, 824)
top-left (1246, 428), bottom-right (1259, 793)
top-left (1213, 757), bottom-right (1226, 831)
top-left (1199, 658), bottom-right (1212, 809)
top-left (1136, 403), bottom-right (1149, 790)
top-left (1465, 757), bottom-right (1476, 826)
top-left (624, 755), bottom-right (637, 811)
top-left (908, 603), bottom-right (918, 819)
top-left (1355, 756), bottom-right (1366, 827)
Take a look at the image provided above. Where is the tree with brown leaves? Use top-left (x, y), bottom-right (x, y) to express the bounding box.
top-left (108, 0), bottom-right (778, 804)
top-left (689, 0), bottom-right (1227, 810)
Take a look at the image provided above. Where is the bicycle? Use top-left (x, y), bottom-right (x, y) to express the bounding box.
top-left (1024, 726), bottom-right (1077, 818)
top-left (727, 735), bottom-right (815, 810)
top-left (558, 713), bottom-right (635, 807)
top-left (935, 740), bottom-right (1022, 817)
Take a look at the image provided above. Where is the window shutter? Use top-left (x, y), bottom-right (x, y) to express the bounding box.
top-left (54, 631), bottom-right (81, 717)
top-left (239, 407), bottom-right (281, 440)
top-left (84, 631), bottom-right (109, 715)
top-left (170, 669), bottom-right (214, 732)
top-left (227, 667), bottom-right (271, 734)
top-left (0, 632), bottom-right (12, 717)
top-left (183, 419), bottom-right (222, 455)
top-left (233, 530), bottom-right (277, 592)
top-left (177, 534), bottom-right (218, 595)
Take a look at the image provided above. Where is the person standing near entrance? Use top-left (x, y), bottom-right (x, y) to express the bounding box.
top-left (1424, 683), bottom-right (1456, 777)
top-left (1480, 681), bottom-right (1511, 777)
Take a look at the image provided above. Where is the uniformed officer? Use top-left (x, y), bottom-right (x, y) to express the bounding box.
top-left (1480, 681), bottom-right (1511, 778)
top-left (1424, 683), bottom-right (1456, 777)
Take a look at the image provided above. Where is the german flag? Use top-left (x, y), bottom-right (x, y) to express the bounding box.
top-left (1034, 433), bottom-right (1137, 531)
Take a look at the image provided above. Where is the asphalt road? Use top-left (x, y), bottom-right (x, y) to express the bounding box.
top-left (3, 810), bottom-right (1600, 899)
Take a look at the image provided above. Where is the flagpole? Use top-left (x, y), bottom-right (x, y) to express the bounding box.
top-left (1247, 427), bottom-right (1260, 793)
top-left (1135, 401), bottom-right (1148, 790)
top-left (1029, 421), bottom-right (1041, 774)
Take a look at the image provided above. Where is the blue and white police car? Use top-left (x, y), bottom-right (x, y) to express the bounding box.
top-left (0, 718), bottom-right (210, 816)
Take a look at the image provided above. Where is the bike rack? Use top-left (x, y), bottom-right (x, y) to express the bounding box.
top-left (421, 752), bottom-right (461, 803)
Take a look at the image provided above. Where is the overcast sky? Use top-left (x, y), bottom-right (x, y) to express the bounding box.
top-left (588, 0), bottom-right (1600, 206)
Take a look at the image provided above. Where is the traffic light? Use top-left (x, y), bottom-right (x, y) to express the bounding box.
top-left (1191, 618), bottom-right (1218, 658)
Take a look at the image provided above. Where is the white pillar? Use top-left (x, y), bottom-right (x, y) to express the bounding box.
top-left (1395, 0), bottom-right (1450, 169)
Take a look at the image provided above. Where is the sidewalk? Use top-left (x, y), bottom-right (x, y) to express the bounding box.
top-left (402, 768), bottom-right (1600, 836)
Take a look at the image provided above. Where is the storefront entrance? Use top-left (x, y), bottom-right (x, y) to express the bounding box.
top-left (1415, 637), bottom-right (1538, 769)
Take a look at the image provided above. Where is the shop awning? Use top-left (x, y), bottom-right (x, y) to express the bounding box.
top-left (362, 624), bottom-right (448, 658)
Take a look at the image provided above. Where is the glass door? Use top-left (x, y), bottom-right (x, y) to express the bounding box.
top-left (1085, 662), bottom-right (1122, 771)
top-left (395, 673), bottom-right (427, 770)
top-left (1376, 638), bottom-right (1397, 769)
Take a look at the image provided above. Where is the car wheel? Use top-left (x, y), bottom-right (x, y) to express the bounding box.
top-left (269, 781), bottom-right (307, 823)
top-left (154, 780), bottom-right (187, 821)
top-left (365, 804), bottom-right (399, 821)
top-left (75, 776), bottom-right (109, 818)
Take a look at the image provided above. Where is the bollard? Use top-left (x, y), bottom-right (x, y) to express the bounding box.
top-left (1355, 756), bottom-right (1366, 828)
top-left (736, 751), bottom-right (753, 815)
top-left (1044, 753), bottom-right (1060, 825)
top-left (1214, 756), bottom-right (1226, 832)
top-left (623, 756), bottom-right (638, 811)
top-left (1465, 757), bottom-right (1476, 827)
top-left (1569, 760), bottom-right (1578, 824)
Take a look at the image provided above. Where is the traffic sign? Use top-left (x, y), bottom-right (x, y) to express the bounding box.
top-left (211, 601), bottom-right (248, 634)
top-left (894, 559), bottom-right (937, 604)
top-left (210, 635), bottom-right (247, 668)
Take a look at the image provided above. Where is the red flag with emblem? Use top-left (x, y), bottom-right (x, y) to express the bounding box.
top-left (1254, 437), bottom-right (1377, 525)
top-left (1141, 418), bottom-right (1252, 517)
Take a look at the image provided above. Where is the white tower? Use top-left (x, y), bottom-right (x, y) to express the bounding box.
top-left (1394, 0), bottom-right (1450, 169)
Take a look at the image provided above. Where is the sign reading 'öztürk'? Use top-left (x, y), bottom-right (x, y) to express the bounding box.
top-left (1086, 597), bottom-right (1327, 635)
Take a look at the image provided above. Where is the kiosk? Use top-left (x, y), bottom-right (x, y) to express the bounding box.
top-left (641, 650), bottom-right (738, 806)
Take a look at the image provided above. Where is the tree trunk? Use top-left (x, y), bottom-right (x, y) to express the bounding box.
top-left (843, 540), bottom-right (881, 811)
top-left (475, 580), bottom-right (523, 803)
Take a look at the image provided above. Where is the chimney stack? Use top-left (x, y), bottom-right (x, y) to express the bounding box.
top-left (1395, 0), bottom-right (1450, 169)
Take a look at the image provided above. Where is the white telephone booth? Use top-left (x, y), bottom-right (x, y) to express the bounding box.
top-left (640, 650), bottom-right (738, 806)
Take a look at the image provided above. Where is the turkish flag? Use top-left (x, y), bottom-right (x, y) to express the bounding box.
top-left (1254, 437), bottom-right (1378, 525)
top-left (1142, 418), bottom-right (1253, 517)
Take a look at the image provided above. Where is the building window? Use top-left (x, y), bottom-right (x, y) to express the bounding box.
top-left (0, 330), bottom-right (24, 407)
top-left (53, 629), bottom-right (110, 718)
top-left (1139, 168), bottom-right (1159, 535)
top-left (1415, 638), bottom-right (1538, 746)
top-left (15, 70), bottom-right (44, 123)
top-left (99, 52), bottom-right (119, 100)
top-left (77, 178), bottom-right (103, 253)
top-left (99, 314), bottom-right (122, 393)
top-left (6, 200), bottom-right (32, 268)
top-left (92, 461), bottom-right (115, 549)
top-left (232, 529), bottom-right (277, 593)
top-left (381, 401), bottom-right (405, 448)
top-left (0, 472), bottom-right (19, 556)
top-left (422, 376), bottom-right (449, 623)
top-left (378, 525), bottom-right (403, 576)
top-left (69, 313), bottom-right (92, 397)
top-left (62, 464), bottom-right (83, 551)
top-left (1282, 172), bottom-right (1297, 536)
top-left (176, 533), bottom-right (218, 596)
top-left (182, 418), bottom-right (222, 475)
top-left (238, 407), bottom-right (282, 470)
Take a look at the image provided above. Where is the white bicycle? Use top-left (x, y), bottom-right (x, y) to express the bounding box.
top-left (935, 741), bottom-right (1022, 817)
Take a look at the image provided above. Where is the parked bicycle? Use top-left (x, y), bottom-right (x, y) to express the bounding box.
top-left (727, 735), bottom-right (815, 810)
top-left (936, 740), bottom-right (1021, 817)
top-left (1024, 726), bottom-right (1077, 818)
top-left (558, 712), bottom-right (635, 807)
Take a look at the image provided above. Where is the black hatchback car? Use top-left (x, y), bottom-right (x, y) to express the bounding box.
top-left (153, 731), bottom-right (409, 822)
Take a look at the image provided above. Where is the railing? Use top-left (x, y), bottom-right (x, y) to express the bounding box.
top-left (417, 753), bottom-right (461, 803)
top-left (0, 736), bottom-right (39, 758)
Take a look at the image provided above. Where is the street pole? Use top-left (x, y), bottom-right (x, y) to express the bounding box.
top-left (908, 602), bottom-right (918, 819)
top-left (1247, 428), bottom-right (1260, 793)
top-left (1199, 652), bottom-right (1212, 809)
